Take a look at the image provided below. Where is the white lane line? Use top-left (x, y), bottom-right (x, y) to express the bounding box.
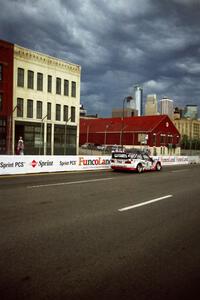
top-left (171, 169), bottom-right (188, 173)
top-left (27, 177), bottom-right (113, 189)
top-left (118, 195), bottom-right (173, 212)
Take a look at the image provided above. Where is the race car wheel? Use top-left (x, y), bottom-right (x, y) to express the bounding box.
top-left (156, 162), bottom-right (161, 171)
top-left (137, 163), bottom-right (143, 173)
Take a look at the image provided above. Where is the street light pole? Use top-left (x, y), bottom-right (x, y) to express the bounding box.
top-left (64, 116), bottom-right (71, 155)
top-left (104, 124), bottom-right (110, 146)
top-left (121, 96), bottom-right (133, 150)
top-left (8, 104), bottom-right (20, 155)
top-left (104, 122), bottom-right (113, 152)
top-left (39, 114), bottom-right (48, 155)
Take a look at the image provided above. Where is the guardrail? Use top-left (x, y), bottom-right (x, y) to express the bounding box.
top-left (0, 155), bottom-right (199, 176)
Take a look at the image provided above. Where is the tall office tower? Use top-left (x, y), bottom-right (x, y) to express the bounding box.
top-left (145, 94), bottom-right (158, 115)
top-left (134, 84), bottom-right (143, 116)
top-left (160, 97), bottom-right (174, 119)
top-left (184, 105), bottom-right (198, 119)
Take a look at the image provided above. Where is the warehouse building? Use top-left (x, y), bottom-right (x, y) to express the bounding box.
top-left (80, 115), bottom-right (181, 155)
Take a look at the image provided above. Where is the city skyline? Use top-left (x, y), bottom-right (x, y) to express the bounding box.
top-left (0, 0), bottom-right (200, 116)
top-left (82, 92), bottom-right (199, 119)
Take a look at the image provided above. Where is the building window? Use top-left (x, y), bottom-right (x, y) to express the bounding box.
top-left (37, 101), bottom-right (43, 119)
top-left (160, 135), bottom-right (165, 144)
top-left (17, 98), bottom-right (23, 117)
top-left (27, 99), bottom-right (33, 118)
top-left (152, 134), bottom-right (156, 145)
top-left (168, 135), bottom-right (173, 144)
top-left (71, 106), bottom-right (76, 122)
top-left (0, 94), bottom-right (2, 111)
top-left (56, 104), bottom-right (61, 121)
top-left (56, 77), bottom-right (61, 94)
top-left (64, 79), bottom-right (69, 96)
top-left (63, 105), bottom-right (68, 122)
top-left (48, 75), bottom-right (52, 93)
top-left (47, 102), bottom-right (51, 120)
top-left (27, 70), bottom-right (34, 89)
top-left (0, 64), bottom-right (2, 81)
top-left (17, 68), bottom-right (24, 87)
top-left (71, 81), bottom-right (76, 97)
top-left (37, 73), bottom-right (43, 91)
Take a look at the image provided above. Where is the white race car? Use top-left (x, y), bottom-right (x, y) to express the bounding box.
top-left (111, 151), bottom-right (162, 173)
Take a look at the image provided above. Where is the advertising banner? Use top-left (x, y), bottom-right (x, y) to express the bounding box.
top-left (0, 155), bottom-right (111, 175)
top-left (153, 156), bottom-right (189, 165)
top-left (0, 155), bottom-right (194, 176)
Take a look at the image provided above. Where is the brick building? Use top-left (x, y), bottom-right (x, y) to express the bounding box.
top-left (0, 40), bottom-right (14, 154)
top-left (80, 115), bottom-right (181, 155)
top-left (0, 39), bottom-right (81, 155)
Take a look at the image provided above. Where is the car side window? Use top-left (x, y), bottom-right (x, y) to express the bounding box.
top-left (143, 154), bottom-right (151, 161)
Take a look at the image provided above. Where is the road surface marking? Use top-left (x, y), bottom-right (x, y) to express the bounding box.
top-left (118, 195), bottom-right (173, 212)
top-left (28, 177), bottom-right (113, 188)
top-left (171, 169), bottom-right (188, 173)
top-left (0, 169), bottom-right (112, 179)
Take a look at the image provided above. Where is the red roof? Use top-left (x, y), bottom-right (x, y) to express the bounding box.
top-left (80, 115), bottom-right (175, 133)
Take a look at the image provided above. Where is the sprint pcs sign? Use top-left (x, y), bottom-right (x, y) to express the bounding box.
top-left (0, 156), bottom-right (111, 175)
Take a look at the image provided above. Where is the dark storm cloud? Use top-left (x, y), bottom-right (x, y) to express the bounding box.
top-left (0, 0), bottom-right (200, 116)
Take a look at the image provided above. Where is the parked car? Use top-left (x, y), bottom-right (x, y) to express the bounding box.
top-left (96, 145), bottom-right (106, 150)
top-left (96, 145), bottom-right (122, 152)
top-left (81, 143), bottom-right (96, 149)
top-left (110, 150), bottom-right (162, 173)
top-left (111, 145), bottom-right (124, 152)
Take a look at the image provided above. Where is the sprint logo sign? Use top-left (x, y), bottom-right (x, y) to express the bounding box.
top-left (31, 159), bottom-right (54, 168)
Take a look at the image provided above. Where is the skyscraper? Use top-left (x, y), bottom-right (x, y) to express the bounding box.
top-left (134, 84), bottom-right (143, 116)
top-left (160, 97), bottom-right (174, 119)
top-left (145, 94), bottom-right (158, 115)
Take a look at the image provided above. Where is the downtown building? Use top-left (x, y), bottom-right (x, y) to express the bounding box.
top-left (126, 84), bottom-right (143, 116)
top-left (0, 39), bottom-right (81, 155)
top-left (145, 94), bottom-right (158, 115)
top-left (134, 85), bottom-right (143, 116)
top-left (160, 97), bottom-right (174, 119)
top-left (112, 107), bottom-right (138, 118)
top-left (184, 104), bottom-right (198, 119)
top-left (173, 118), bottom-right (200, 142)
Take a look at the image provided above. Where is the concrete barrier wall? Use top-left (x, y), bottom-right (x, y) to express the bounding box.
top-left (0, 155), bottom-right (199, 176)
top-left (187, 156), bottom-right (200, 164)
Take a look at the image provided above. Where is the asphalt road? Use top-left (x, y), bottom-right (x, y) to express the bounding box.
top-left (0, 164), bottom-right (200, 300)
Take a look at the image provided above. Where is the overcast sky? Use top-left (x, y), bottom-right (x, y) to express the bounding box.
top-left (0, 0), bottom-right (200, 116)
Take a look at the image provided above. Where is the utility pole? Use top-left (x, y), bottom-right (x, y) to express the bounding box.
top-left (8, 104), bottom-right (19, 155)
top-left (64, 116), bottom-right (71, 155)
top-left (39, 114), bottom-right (48, 155)
top-left (121, 96), bottom-right (133, 150)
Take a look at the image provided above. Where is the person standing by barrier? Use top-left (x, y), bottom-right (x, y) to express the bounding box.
top-left (17, 136), bottom-right (24, 155)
